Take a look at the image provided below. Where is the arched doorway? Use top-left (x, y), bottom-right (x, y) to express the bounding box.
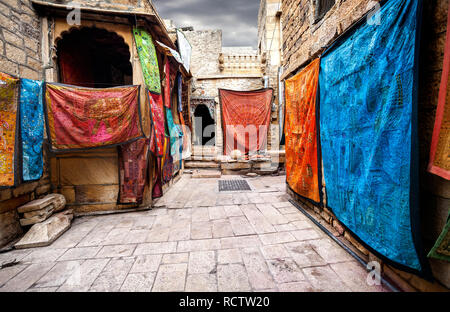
top-left (56, 27), bottom-right (132, 87)
top-left (193, 104), bottom-right (215, 146)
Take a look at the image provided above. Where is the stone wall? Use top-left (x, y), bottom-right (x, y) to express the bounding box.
top-left (30, 0), bottom-right (154, 12)
top-left (281, 0), bottom-right (379, 79)
top-left (0, 0), bottom-right (51, 248)
top-left (281, 0), bottom-right (450, 291)
top-left (184, 30), bottom-right (222, 77)
top-left (0, 0), bottom-right (42, 80)
top-left (258, 0), bottom-right (283, 151)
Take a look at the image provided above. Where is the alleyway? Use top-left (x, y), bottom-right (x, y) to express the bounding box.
top-left (0, 175), bottom-right (388, 292)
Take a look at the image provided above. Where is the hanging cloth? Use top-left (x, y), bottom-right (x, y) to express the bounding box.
top-left (285, 58), bottom-right (321, 204)
top-left (219, 88), bottom-right (273, 156)
top-left (319, 0), bottom-right (425, 272)
top-left (428, 2), bottom-right (450, 180)
top-left (148, 91), bottom-right (165, 157)
top-left (427, 212), bottom-right (450, 262)
top-left (161, 135), bottom-right (173, 185)
top-left (152, 155), bottom-right (163, 199)
top-left (118, 138), bottom-right (150, 204)
top-left (0, 72), bottom-right (20, 187)
top-left (44, 83), bottom-right (143, 152)
top-left (133, 27), bottom-right (161, 94)
top-left (20, 78), bottom-right (44, 182)
top-left (165, 107), bottom-right (184, 158)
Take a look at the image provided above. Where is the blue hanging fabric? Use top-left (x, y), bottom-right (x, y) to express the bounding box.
top-left (165, 107), bottom-right (184, 163)
top-left (319, 0), bottom-right (426, 273)
top-left (177, 72), bottom-right (183, 112)
top-left (20, 78), bottom-right (44, 182)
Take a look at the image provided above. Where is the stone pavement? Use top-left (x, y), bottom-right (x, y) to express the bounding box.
top-left (0, 175), bottom-right (389, 292)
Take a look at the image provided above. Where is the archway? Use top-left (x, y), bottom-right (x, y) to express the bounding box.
top-left (56, 27), bottom-right (132, 88)
top-left (194, 104), bottom-right (215, 146)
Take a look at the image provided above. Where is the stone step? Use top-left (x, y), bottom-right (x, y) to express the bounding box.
top-left (189, 155), bottom-right (217, 161)
top-left (184, 161), bottom-right (220, 169)
top-left (192, 169), bottom-right (222, 178)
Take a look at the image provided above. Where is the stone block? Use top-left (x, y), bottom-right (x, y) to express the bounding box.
top-left (15, 210), bottom-right (73, 249)
top-left (17, 193), bottom-right (66, 213)
top-left (5, 43), bottom-right (26, 63)
top-left (12, 182), bottom-right (38, 198)
top-left (3, 30), bottom-right (23, 47)
top-left (343, 231), bottom-right (369, 256)
top-left (19, 65), bottom-right (39, 80)
top-left (0, 194), bottom-right (30, 214)
top-left (23, 203), bottom-right (55, 219)
top-left (35, 184), bottom-right (51, 196)
top-left (332, 219), bottom-right (345, 235)
top-left (0, 188), bottom-right (12, 202)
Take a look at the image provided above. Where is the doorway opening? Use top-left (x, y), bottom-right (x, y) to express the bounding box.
top-left (193, 104), bottom-right (215, 146)
top-left (56, 27), bottom-right (132, 88)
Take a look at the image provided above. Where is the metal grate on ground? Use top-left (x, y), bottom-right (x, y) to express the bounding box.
top-left (218, 180), bottom-right (251, 192)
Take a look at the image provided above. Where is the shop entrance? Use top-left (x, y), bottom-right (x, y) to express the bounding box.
top-left (193, 103), bottom-right (216, 146)
top-left (56, 27), bottom-right (132, 87)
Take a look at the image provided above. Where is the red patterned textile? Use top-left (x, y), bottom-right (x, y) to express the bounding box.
top-left (428, 2), bottom-right (450, 180)
top-left (45, 83), bottom-right (143, 151)
top-left (152, 156), bottom-right (163, 199)
top-left (118, 138), bottom-right (150, 204)
top-left (219, 88), bottom-right (273, 155)
top-left (148, 91), bottom-right (165, 157)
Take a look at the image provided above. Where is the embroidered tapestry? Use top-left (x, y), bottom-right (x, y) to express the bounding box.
top-left (152, 156), bottom-right (163, 199)
top-left (148, 91), bottom-right (165, 157)
top-left (0, 72), bottom-right (19, 187)
top-left (285, 59), bottom-right (320, 203)
top-left (319, 0), bottom-right (425, 272)
top-left (161, 135), bottom-right (173, 185)
top-left (118, 138), bottom-right (150, 204)
top-left (45, 83), bottom-right (143, 152)
top-left (20, 78), bottom-right (44, 181)
top-left (219, 88), bottom-right (273, 156)
top-left (133, 27), bottom-right (161, 94)
top-left (428, 2), bottom-right (450, 180)
top-left (165, 107), bottom-right (183, 158)
top-left (428, 212), bottom-right (450, 262)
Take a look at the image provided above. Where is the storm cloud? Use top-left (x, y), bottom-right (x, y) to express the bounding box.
top-left (152, 0), bottom-right (260, 47)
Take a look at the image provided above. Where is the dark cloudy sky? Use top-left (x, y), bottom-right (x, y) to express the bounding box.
top-left (152, 0), bottom-right (260, 47)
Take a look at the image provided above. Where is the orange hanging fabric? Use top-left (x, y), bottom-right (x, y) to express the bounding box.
top-left (0, 72), bottom-right (20, 187)
top-left (285, 58), bottom-right (321, 203)
top-left (219, 88), bottom-right (273, 156)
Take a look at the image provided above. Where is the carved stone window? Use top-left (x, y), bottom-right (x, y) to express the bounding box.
top-left (312, 0), bottom-right (335, 23)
